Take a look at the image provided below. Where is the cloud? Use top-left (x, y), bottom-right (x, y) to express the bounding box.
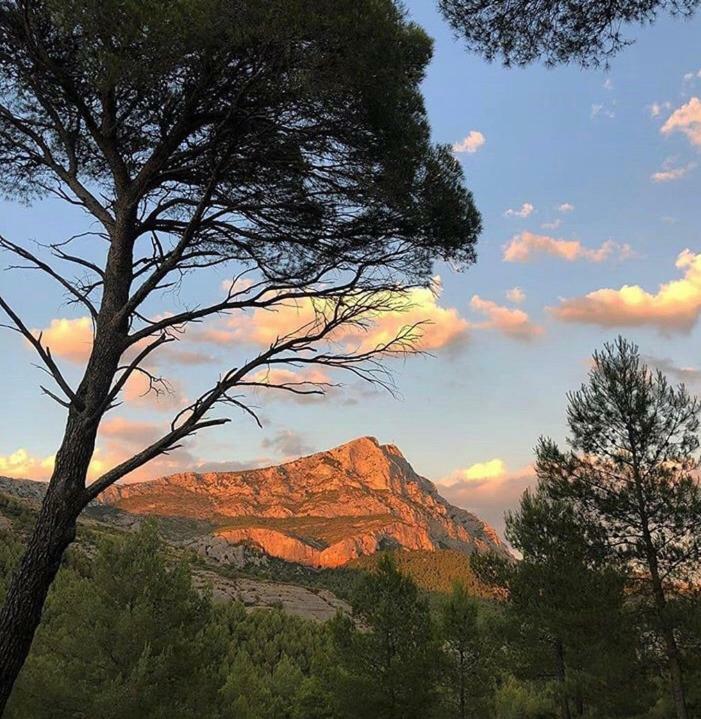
top-left (32, 317), bottom-right (93, 363)
top-left (452, 130), bottom-right (485, 154)
top-left (218, 280), bottom-right (471, 354)
top-left (504, 202), bottom-right (534, 219)
top-left (99, 416), bottom-right (162, 445)
top-left (603, 78), bottom-right (614, 91)
top-left (261, 430), bottom-right (314, 458)
top-left (441, 458), bottom-right (507, 486)
top-left (437, 462), bottom-right (536, 538)
top-left (558, 203), bottom-right (575, 213)
top-left (551, 249), bottom-right (701, 333)
top-left (122, 371), bottom-right (187, 412)
top-left (651, 161), bottom-right (696, 183)
top-left (506, 287), bottom-right (526, 304)
top-left (470, 295), bottom-right (543, 341)
top-left (541, 218), bottom-right (562, 230)
top-left (649, 101), bottom-right (671, 118)
top-left (661, 97), bottom-right (701, 148)
top-left (643, 355), bottom-right (701, 385)
top-left (503, 231), bottom-right (633, 264)
top-left (0, 449), bottom-right (55, 482)
top-left (591, 102), bottom-right (615, 119)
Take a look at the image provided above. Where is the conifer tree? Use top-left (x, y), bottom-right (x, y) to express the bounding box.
top-left (536, 337), bottom-right (701, 719)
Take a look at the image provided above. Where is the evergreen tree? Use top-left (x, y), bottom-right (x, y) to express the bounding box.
top-left (0, 0), bottom-right (481, 702)
top-left (537, 337), bottom-right (701, 719)
top-left (504, 485), bottom-right (652, 718)
top-left (6, 524), bottom-right (222, 719)
top-left (331, 555), bottom-right (439, 719)
top-left (439, 582), bottom-right (491, 719)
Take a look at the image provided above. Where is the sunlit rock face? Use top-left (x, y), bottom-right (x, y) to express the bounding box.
top-left (100, 436), bottom-right (509, 567)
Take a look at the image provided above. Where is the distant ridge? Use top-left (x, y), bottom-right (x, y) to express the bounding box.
top-left (99, 436), bottom-right (510, 567)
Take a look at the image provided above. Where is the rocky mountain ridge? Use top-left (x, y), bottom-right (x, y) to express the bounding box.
top-left (99, 436), bottom-right (508, 567)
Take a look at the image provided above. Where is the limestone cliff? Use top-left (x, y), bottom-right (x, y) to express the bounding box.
top-left (99, 436), bottom-right (509, 567)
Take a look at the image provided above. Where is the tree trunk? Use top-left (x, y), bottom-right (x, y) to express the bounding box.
top-left (0, 478), bottom-right (81, 713)
top-left (649, 562), bottom-right (688, 719)
top-left (554, 639), bottom-right (571, 719)
top-left (634, 475), bottom-right (688, 719)
top-left (0, 213), bottom-right (135, 714)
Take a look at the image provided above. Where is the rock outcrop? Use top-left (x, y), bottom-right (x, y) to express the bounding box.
top-left (99, 436), bottom-right (509, 567)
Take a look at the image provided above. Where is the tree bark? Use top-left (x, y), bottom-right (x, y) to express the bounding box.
top-left (633, 471), bottom-right (688, 719)
top-left (648, 553), bottom-right (688, 719)
top-left (0, 213), bottom-right (135, 714)
top-left (0, 477), bottom-right (81, 712)
top-left (554, 639), bottom-right (571, 719)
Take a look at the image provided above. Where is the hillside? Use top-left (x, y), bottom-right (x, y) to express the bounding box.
top-left (100, 436), bottom-right (509, 567)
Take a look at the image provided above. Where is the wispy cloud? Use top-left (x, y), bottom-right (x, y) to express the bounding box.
top-left (470, 295), bottom-right (543, 341)
top-left (504, 202), bottom-right (534, 218)
top-left (651, 161), bottom-right (696, 183)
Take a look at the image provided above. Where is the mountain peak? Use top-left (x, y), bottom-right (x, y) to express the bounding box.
top-left (100, 437), bottom-right (508, 567)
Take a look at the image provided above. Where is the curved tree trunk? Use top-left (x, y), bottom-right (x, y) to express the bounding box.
top-left (0, 218), bottom-right (134, 714)
top-left (0, 475), bottom-right (82, 712)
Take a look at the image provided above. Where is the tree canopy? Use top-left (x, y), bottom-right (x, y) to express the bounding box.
top-left (438, 0), bottom-right (700, 66)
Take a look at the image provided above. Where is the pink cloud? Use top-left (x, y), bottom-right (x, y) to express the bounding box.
top-left (31, 317), bottom-right (93, 363)
top-left (551, 249), bottom-right (701, 333)
top-left (650, 161), bottom-right (696, 183)
top-left (213, 281), bottom-right (471, 353)
top-left (470, 295), bottom-right (543, 341)
top-left (661, 97), bottom-right (701, 148)
top-left (503, 231), bottom-right (633, 264)
top-left (438, 463), bottom-right (537, 539)
top-left (452, 130), bottom-right (485, 154)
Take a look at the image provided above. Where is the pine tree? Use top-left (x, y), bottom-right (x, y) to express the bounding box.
top-left (537, 337), bottom-right (701, 719)
top-left (331, 555), bottom-right (439, 719)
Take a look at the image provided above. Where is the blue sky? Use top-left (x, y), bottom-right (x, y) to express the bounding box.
top-left (1, 3), bottom-right (700, 535)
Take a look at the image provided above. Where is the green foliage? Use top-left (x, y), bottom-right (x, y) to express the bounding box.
top-left (439, 582), bottom-right (493, 718)
top-left (6, 523), bottom-right (222, 719)
top-left (493, 677), bottom-right (556, 719)
top-left (331, 554), bottom-right (440, 719)
top-left (350, 548), bottom-right (492, 596)
top-left (439, 0), bottom-right (700, 67)
top-left (534, 337), bottom-right (701, 718)
top-left (502, 486), bottom-right (654, 717)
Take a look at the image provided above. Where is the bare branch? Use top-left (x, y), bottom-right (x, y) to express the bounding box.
top-left (0, 235), bottom-right (99, 319)
top-left (0, 294), bottom-right (83, 410)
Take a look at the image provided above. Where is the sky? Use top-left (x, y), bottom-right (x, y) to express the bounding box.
top-left (1, 3), bottom-right (700, 538)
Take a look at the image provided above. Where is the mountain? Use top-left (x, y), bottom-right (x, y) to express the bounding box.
top-left (100, 436), bottom-right (509, 567)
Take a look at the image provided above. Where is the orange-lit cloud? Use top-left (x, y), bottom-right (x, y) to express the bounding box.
top-left (221, 281), bottom-right (470, 353)
top-left (470, 295), bottom-right (543, 341)
top-left (441, 458), bottom-right (507, 486)
top-left (503, 232), bottom-right (633, 263)
top-left (32, 317), bottom-right (93, 363)
top-left (551, 249), bottom-right (701, 333)
top-left (122, 371), bottom-right (187, 411)
top-left (0, 449), bottom-right (55, 481)
top-left (437, 461), bottom-right (536, 538)
top-left (661, 97), bottom-right (701, 147)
